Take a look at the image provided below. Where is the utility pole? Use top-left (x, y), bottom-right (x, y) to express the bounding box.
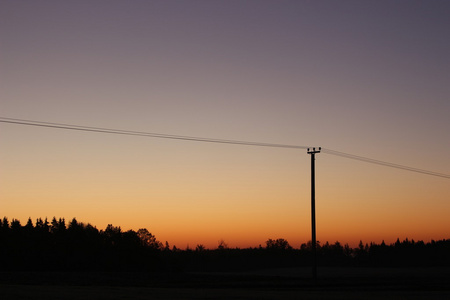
top-left (307, 147), bottom-right (320, 281)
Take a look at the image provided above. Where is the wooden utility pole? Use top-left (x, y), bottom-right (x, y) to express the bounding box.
top-left (307, 147), bottom-right (320, 280)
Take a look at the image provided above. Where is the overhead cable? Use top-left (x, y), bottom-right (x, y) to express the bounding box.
top-left (322, 148), bottom-right (450, 179)
top-left (0, 117), bottom-right (309, 150)
top-left (1, 117), bottom-right (449, 179)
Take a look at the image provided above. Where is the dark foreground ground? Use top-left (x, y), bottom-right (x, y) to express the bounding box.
top-left (1, 267), bottom-right (449, 299)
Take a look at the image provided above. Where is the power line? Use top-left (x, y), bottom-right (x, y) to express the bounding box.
top-left (0, 117), bottom-right (309, 150)
top-left (322, 148), bottom-right (450, 179)
top-left (1, 117), bottom-right (449, 179)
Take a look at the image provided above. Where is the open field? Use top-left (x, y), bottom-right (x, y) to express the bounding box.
top-left (1, 267), bottom-right (449, 299)
top-left (1, 284), bottom-right (450, 300)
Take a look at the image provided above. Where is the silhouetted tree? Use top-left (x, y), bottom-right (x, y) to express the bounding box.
top-left (164, 241), bottom-right (170, 251)
top-left (1, 217), bottom-right (9, 229)
top-left (11, 218), bottom-right (21, 231)
top-left (137, 228), bottom-right (162, 249)
top-left (25, 218), bottom-right (33, 230)
top-left (196, 244), bottom-right (205, 252)
top-left (266, 238), bottom-right (292, 250)
top-left (217, 239), bottom-right (228, 250)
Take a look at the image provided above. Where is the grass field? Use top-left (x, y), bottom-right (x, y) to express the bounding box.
top-left (2, 284), bottom-right (450, 300)
top-left (1, 267), bottom-right (449, 299)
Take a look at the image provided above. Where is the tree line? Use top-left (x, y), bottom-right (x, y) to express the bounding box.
top-left (1, 217), bottom-right (449, 272)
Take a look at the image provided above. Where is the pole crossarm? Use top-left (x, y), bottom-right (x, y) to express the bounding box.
top-left (307, 147), bottom-right (321, 154)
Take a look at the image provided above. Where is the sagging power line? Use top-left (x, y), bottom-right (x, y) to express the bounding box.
top-left (0, 117), bottom-right (308, 150)
top-left (1, 116), bottom-right (449, 179)
top-left (322, 148), bottom-right (450, 179)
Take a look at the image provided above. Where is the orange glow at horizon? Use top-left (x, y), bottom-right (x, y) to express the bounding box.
top-left (3, 158), bottom-right (449, 250)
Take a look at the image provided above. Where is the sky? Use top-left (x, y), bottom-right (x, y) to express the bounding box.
top-left (1, 0), bottom-right (449, 249)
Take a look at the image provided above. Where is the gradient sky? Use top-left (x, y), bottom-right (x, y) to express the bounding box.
top-left (1, 0), bottom-right (449, 249)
